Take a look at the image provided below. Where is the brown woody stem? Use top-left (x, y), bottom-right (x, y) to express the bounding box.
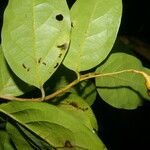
top-left (0, 69), bottom-right (149, 102)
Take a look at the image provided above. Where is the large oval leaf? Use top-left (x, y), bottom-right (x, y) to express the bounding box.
top-left (2, 0), bottom-right (71, 88)
top-left (63, 0), bottom-right (122, 71)
top-left (0, 101), bottom-right (106, 149)
top-left (96, 51), bottom-right (150, 109)
top-left (0, 46), bottom-right (33, 96)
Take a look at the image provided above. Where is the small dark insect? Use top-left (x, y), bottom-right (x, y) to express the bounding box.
top-left (57, 43), bottom-right (68, 50)
top-left (38, 58), bottom-right (42, 64)
top-left (64, 140), bottom-right (73, 148)
top-left (54, 63), bottom-right (59, 68)
top-left (42, 62), bottom-right (46, 66)
top-left (56, 14), bottom-right (64, 21)
top-left (22, 63), bottom-right (27, 69)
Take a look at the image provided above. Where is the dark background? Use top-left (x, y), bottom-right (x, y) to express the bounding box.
top-left (0, 0), bottom-right (150, 150)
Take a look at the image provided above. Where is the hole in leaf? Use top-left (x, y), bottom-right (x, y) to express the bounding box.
top-left (56, 14), bottom-right (64, 21)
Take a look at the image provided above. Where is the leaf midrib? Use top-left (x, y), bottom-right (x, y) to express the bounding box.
top-left (32, 0), bottom-right (41, 87)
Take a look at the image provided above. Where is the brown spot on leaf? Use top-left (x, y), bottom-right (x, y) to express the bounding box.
top-left (42, 62), bottom-right (46, 66)
top-left (57, 43), bottom-right (68, 50)
top-left (71, 22), bottom-right (74, 27)
top-left (68, 102), bottom-right (88, 111)
top-left (27, 68), bottom-right (30, 72)
top-left (38, 58), bottom-right (42, 64)
top-left (22, 64), bottom-right (30, 72)
top-left (64, 140), bottom-right (73, 148)
top-left (22, 63), bottom-right (27, 69)
top-left (69, 102), bottom-right (78, 108)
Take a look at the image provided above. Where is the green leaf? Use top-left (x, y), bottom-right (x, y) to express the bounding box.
top-left (0, 130), bottom-right (14, 150)
top-left (17, 124), bottom-right (55, 150)
top-left (96, 51), bottom-right (150, 109)
top-left (6, 123), bottom-right (34, 150)
top-left (2, 0), bottom-right (71, 88)
top-left (0, 46), bottom-right (33, 96)
top-left (144, 67), bottom-right (150, 75)
top-left (57, 94), bottom-right (98, 132)
top-left (63, 0), bottom-right (122, 71)
top-left (0, 101), bottom-right (106, 149)
top-left (45, 65), bottom-right (97, 105)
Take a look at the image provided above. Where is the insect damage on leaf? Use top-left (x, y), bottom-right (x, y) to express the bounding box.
top-left (54, 63), bottom-right (59, 68)
top-left (22, 63), bottom-right (27, 69)
top-left (22, 64), bottom-right (30, 72)
top-left (57, 43), bottom-right (68, 50)
top-left (38, 58), bottom-right (42, 64)
top-left (56, 14), bottom-right (64, 21)
top-left (64, 101), bottom-right (89, 112)
top-left (58, 53), bottom-right (63, 58)
top-left (71, 22), bottom-right (74, 27)
top-left (37, 58), bottom-right (46, 66)
top-left (69, 102), bottom-right (78, 108)
top-left (42, 62), bottom-right (46, 66)
top-left (27, 68), bottom-right (30, 72)
top-left (64, 140), bottom-right (73, 148)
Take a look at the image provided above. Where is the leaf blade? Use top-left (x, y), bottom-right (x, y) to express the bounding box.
top-left (0, 101), bottom-right (106, 149)
top-left (63, 0), bottom-right (122, 71)
top-left (2, 0), bottom-right (71, 88)
top-left (96, 50), bottom-right (150, 109)
top-left (0, 46), bottom-right (33, 96)
top-left (57, 94), bottom-right (98, 132)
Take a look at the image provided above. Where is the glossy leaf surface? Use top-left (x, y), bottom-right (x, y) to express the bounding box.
top-left (2, 0), bottom-right (71, 88)
top-left (0, 101), bottom-right (106, 149)
top-left (63, 0), bottom-right (122, 71)
top-left (0, 46), bottom-right (32, 96)
top-left (96, 51), bottom-right (150, 109)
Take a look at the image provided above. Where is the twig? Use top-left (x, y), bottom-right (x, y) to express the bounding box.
top-left (0, 69), bottom-right (150, 102)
